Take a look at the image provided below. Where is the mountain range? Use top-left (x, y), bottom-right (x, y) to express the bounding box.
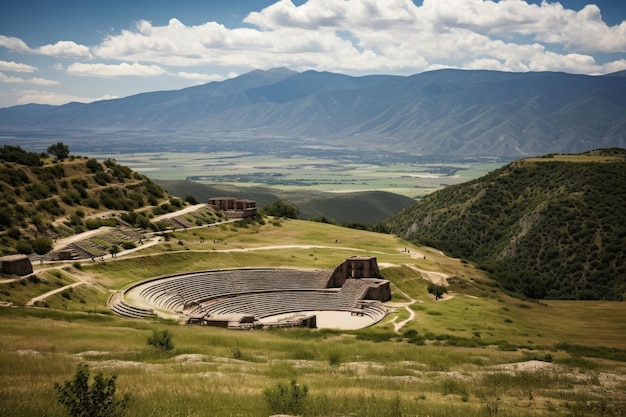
top-left (2, 68), bottom-right (626, 157)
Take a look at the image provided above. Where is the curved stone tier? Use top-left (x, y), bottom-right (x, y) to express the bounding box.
top-left (115, 258), bottom-right (391, 329)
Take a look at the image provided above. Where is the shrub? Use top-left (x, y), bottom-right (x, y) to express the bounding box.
top-left (94, 171), bottom-right (113, 186)
top-left (0, 144), bottom-right (42, 166)
top-left (169, 198), bottom-right (183, 208)
top-left (147, 329), bottom-right (174, 352)
top-left (15, 239), bottom-right (33, 254)
top-left (184, 195), bottom-right (199, 205)
top-left (261, 200), bottom-right (299, 219)
top-left (85, 158), bottom-right (103, 173)
top-left (32, 236), bottom-right (53, 255)
top-left (328, 350), bottom-right (342, 366)
top-left (55, 363), bottom-right (128, 417)
top-left (121, 242), bottom-right (136, 250)
top-left (264, 380), bottom-right (308, 415)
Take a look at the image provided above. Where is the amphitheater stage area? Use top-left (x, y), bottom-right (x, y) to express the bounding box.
top-left (258, 310), bottom-right (382, 330)
top-left (112, 257), bottom-right (392, 330)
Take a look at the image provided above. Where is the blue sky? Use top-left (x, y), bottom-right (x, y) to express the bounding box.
top-left (1, 0), bottom-right (625, 108)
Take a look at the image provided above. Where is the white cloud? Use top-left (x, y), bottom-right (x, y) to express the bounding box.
top-left (36, 41), bottom-right (92, 58)
top-left (417, 0), bottom-right (626, 53)
top-left (0, 35), bottom-right (31, 53)
top-left (0, 36), bottom-right (92, 58)
top-left (66, 62), bottom-right (168, 77)
top-left (0, 72), bottom-right (59, 85)
top-left (244, 0), bottom-right (419, 30)
top-left (177, 71), bottom-right (225, 82)
top-left (0, 60), bottom-right (37, 72)
top-left (83, 0), bottom-right (626, 76)
top-left (15, 89), bottom-right (119, 105)
top-left (603, 59), bottom-right (626, 74)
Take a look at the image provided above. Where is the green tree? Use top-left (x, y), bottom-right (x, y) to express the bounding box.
top-left (32, 236), bottom-right (53, 255)
top-left (85, 158), bottom-right (103, 173)
top-left (109, 245), bottom-right (120, 258)
top-left (261, 200), bottom-right (299, 219)
top-left (427, 283), bottom-right (448, 300)
top-left (47, 142), bottom-right (70, 160)
top-left (55, 363), bottom-right (129, 417)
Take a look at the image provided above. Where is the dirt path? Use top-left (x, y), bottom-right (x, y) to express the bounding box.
top-left (153, 203), bottom-right (208, 221)
top-left (406, 264), bottom-right (450, 286)
top-left (53, 227), bottom-right (116, 251)
top-left (389, 287), bottom-right (417, 333)
top-left (26, 281), bottom-right (85, 306)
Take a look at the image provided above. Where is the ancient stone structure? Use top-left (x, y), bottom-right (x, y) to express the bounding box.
top-left (112, 257), bottom-right (391, 329)
top-left (208, 197), bottom-right (257, 218)
top-left (0, 254), bottom-right (33, 276)
top-left (328, 256), bottom-right (381, 285)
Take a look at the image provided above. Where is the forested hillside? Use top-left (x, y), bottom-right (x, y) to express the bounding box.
top-left (0, 145), bottom-right (168, 256)
top-left (385, 149), bottom-right (626, 300)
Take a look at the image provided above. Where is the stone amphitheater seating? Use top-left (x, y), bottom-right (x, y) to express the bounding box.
top-left (117, 267), bottom-right (390, 327)
top-left (136, 269), bottom-right (330, 312)
top-left (191, 289), bottom-right (352, 319)
top-left (110, 298), bottom-right (156, 318)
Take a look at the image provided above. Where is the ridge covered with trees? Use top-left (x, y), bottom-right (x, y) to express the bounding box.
top-left (384, 148), bottom-right (626, 300)
top-left (0, 144), bottom-right (168, 256)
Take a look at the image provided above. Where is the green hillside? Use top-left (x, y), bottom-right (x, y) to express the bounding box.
top-left (385, 149), bottom-right (626, 300)
top-left (158, 179), bottom-right (415, 225)
top-left (0, 145), bottom-right (169, 256)
top-left (1, 218), bottom-right (626, 416)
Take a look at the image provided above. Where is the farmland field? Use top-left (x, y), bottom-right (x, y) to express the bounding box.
top-left (92, 151), bottom-right (502, 198)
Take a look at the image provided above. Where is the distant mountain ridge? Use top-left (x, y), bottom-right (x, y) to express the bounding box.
top-left (2, 68), bottom-right (626, 157)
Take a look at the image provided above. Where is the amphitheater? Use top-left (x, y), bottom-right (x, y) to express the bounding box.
top-left (110, 256), bottom-right (392, 330)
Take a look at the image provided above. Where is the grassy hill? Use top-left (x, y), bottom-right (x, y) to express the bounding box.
top-left (385, 148), bottom-right (626, 300)
top-left (157, 179), bottom-right (415, 225)
top-left (1, 218), bottom-right (625, 416)
top-left (0, 145), bottom-right (169, 256)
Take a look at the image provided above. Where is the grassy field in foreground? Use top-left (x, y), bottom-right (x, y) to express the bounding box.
top-left (1, 219), bottom-right (625, 416)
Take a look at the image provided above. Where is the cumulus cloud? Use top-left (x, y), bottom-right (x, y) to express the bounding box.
top-left (15, 89), bottom-right (118, 105)
top-left (83, 0), bottom-right (626, 76)
top-left (177, 71), bottom-right (226, 82)
top-left (67, 62), bottom-right (168, 77)
top-left (0, 35), bottom-right (31, 53)
top-left (0, 60), bottom-right (36, 72)
top-left (0, 36), bottom-right (92, 58)
top-left (603, 59), bottom-right (626, 74)
top-left (36, 41), bottom-right (92, 58)
top-left (0, 72), bottom-right (59, 85)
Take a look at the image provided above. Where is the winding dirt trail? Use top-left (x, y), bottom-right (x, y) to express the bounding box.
top-left (26, 281), bottom-right (85, 306)
top-left (406, 264), bottom-right (450, 286)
